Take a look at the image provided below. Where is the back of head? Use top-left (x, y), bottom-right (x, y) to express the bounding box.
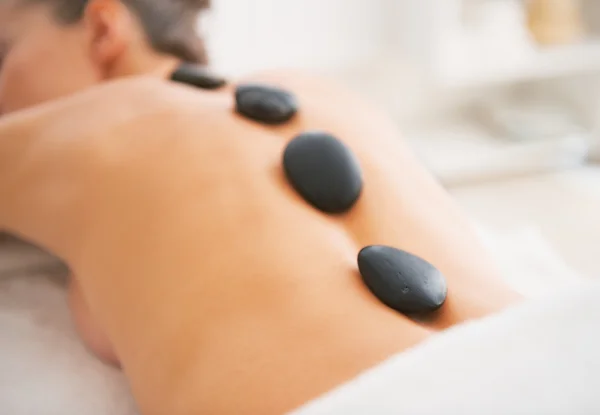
top-left (0, 0), bottom-right (213, 114)
top-left (34, 0), bottom-right (211, 63)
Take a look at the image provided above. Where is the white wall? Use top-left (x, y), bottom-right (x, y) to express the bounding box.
top-left (199, 0), bottom-right (517, 125)
top-left (203, 0), bottom-right (390, 76)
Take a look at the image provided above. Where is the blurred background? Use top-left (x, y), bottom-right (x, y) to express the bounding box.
top-left (203, 0), bottom-right (599, 293)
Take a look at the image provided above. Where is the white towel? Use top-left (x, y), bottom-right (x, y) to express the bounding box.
top-left (0, 240), bottom-right (138, 415)
top-left (292, 279), bottom-right (600, 415)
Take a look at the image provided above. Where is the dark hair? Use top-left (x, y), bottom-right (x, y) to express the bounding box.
top-left (33, 0), bottom-right (210, 64)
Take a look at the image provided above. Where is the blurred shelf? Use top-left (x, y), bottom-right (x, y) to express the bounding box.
top-left (389, 0), bottom-right (600, 89)
top-left (436, 39), bottom-right (600, 88)
top-left (406, 120), bottom-right (590, 187)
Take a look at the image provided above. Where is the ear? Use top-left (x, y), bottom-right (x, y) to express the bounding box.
top-left (82, 0), bottom-right (134, 71)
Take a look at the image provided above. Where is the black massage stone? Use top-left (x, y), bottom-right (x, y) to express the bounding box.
top-left (235, 84), bottom-right (298, 125)
top-left (170, 63), bottom-right (227, 90)
top-left (283, 131), bottom-right (363, 214)
top-left (358, 245), bottom-right (447, 314)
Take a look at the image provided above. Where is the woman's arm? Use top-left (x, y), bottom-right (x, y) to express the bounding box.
top-left (0, 101), bottom-right (89, 253)
top-left (0, 77), bottom-right (179, 256)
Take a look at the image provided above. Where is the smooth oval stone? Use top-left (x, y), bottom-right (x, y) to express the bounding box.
top-left (170, 63), bottom-right (227, 90)
top-left (358, 245), bottom-right (447, 314)
top-left (283, 131), bottom-right (363, 214)
top-left (235, 84), bottom-right (298, 124)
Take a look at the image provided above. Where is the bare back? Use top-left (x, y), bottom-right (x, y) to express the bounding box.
top-left (0, 73), bottom-right (518, 414)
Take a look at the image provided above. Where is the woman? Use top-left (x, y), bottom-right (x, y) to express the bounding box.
top-left (0, 0), bottom-right (520, 414)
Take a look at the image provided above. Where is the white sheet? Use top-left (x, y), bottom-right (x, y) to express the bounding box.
top-left (0, 240), bottom-right (138, 415)
top-left (291, 279), bottom-right (600, 415)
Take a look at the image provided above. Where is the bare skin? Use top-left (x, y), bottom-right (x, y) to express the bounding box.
top-left (0, 73), bottom-right (520, 414)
